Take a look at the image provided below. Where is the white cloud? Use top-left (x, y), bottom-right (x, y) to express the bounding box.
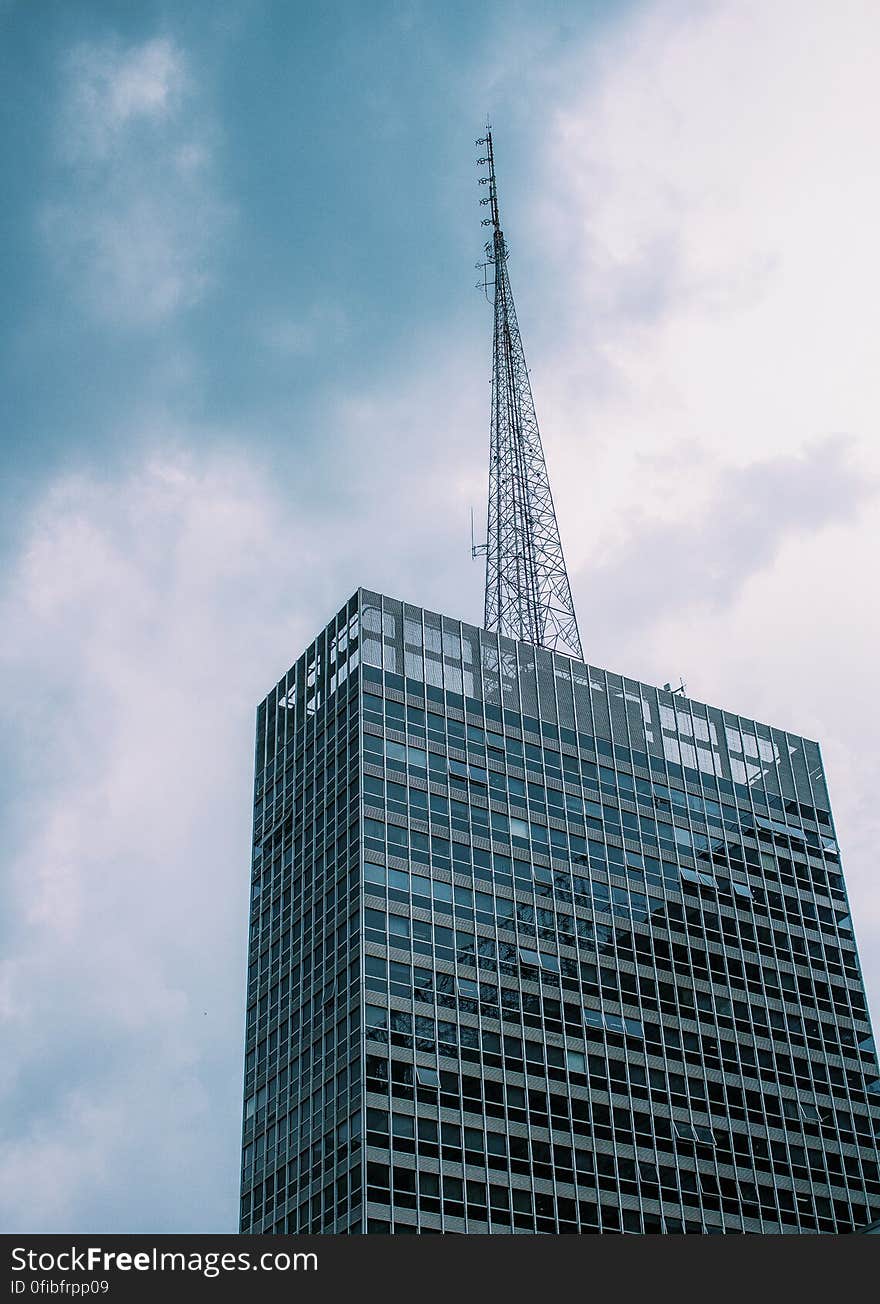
top-left (0, 454), bottom-right (324, 1231)
top-left (0, 307), bottom-right (497, 1229)
top-left (259, 302), bottom-right (351, 358)
top-left (578, 436), bottom-right (875, 633)
top-left (62, 37), bottom-right (187, 161)
top-left (0, 378), bottom-right (486, 1229)
top-left (532, 0), bottom-right (880, 545)
top-left (42, 36), bottom-right (231, 326)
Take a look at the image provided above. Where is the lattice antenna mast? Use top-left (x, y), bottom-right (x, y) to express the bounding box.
top-left (474, 129), bottom-right (583, 661)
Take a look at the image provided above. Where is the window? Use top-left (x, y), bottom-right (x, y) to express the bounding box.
top-left (674, 1120), bottom-right (715, 1146)
top-left (582, 1007), bottom-right (642, 1039)
top-left (415, 1066), bottom-right (439, 1088)
top-left (681, 867), bottom-right (715, 888)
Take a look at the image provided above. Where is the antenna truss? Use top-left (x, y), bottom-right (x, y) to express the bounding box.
top-left (474, 128), bottom-right (583, 662)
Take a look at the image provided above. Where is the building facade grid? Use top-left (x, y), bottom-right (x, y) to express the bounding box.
top-left (239, 589), bottom-right (880, 1234)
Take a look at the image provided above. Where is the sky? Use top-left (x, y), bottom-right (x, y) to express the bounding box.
top-left (1, 0), bottom-right (878, 1233)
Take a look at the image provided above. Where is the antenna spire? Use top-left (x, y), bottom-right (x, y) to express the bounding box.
top-left (474, 127), bottom-right (583, 661)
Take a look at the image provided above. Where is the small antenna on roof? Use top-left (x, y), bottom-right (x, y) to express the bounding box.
top-left (471, 507), bottom-right (488, 559)
top-left (663, 678), bottom-right (688, 697)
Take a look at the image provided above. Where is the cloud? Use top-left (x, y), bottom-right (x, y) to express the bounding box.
top-left (62, 37), bottom-right (187, 162)
top-left (0, 454), bottom-right (321, 1231)
top-left (258, 302), bottom-right (351, 359)
top-left (0, 339), bottom-right (486, 1229)
top-left (0, 290), bottom-right (496, 1227)
top-left (579, 436), bottom-right (876, 634)
top-left (41, 36), bottom-right (231, 326)
top-left (523, 0), bottom-right (880, 557)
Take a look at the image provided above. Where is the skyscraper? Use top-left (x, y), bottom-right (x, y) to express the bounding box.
top-left (239, 587), bottom-right (879, 1234)
top-left (238, 132), bottom-right (878, 1233)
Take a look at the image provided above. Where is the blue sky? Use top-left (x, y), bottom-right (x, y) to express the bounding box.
top-left (1, 0), bottom-right (879, 1232)
top-left (0, 0), bottom-right (625, 533)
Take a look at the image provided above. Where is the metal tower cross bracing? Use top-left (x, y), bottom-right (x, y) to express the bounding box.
top-left (474, 129), bottom-right (583, 662)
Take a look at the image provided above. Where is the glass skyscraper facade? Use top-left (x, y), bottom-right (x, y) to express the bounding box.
top-left (239, 588), bottom-right (880, 1234)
